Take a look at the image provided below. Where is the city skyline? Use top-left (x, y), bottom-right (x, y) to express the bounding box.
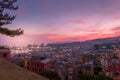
top-left (1, 0), bottom-right (120, 46)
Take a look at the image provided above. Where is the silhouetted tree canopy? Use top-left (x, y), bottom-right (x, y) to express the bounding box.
top-left (78, 74), bottom-right (113, 80)
top-left (0, 0), bottom-right (23, 37)
top-left (40, 71), bottom-right (61, 80)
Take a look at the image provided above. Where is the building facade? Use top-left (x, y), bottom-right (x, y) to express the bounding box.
top-left (0, 48), bottom-right (10, 61)
top-left (29, 59), bottom-right (51, 74)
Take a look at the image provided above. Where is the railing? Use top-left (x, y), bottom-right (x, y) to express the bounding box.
top-left (0, 49), bottom-right (10, 53)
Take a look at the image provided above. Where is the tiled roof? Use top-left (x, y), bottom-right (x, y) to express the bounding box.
top-left (41, 59), bottom-right (51, 64)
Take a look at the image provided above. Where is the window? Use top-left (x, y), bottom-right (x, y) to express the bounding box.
top-left (27, 66), bottom-right (29, 70)
top-left (38, 64), bottom-right (39, 67)
top-left (3, 53), bottom-right (7, 57)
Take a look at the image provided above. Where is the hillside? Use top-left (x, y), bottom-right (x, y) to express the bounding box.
top-left (47, 37), bottom-right (120, 52)
top-left (0, 59), bottom-right (49, 80)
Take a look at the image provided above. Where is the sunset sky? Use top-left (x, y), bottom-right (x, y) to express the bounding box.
top-left (1, 0), bottom-right (120, 46)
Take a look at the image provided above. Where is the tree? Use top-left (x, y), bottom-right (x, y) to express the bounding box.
top-left (40, 71), bottom-right (61, 80)
top-left (78, 74), bottom-right (113, 80)
top-left (0, 0), bottom-right (23, 37)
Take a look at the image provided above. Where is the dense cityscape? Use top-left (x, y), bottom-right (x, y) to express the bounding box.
top-left (1, 37), bottom-right (118, 80)
top-left (1, 0), bottom-right (120, 80)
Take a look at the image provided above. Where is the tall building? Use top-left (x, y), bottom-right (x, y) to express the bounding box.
top-left (78, 55), bottom-right (85, 71)
top-left (68, 67), bottom-right (73, 80)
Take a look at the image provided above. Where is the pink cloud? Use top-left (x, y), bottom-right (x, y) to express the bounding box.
top-left (113, 16), bottom-right (120, 20)
top-left (44, 34), bottom-right (69, 42)
top-left (111, 26), bottom-right (120, 31)
top-left (1, 25), bottom-right (120, 46)
top-left (70, 20), bottom-right (88, 25)
top-left (43, 33), bottom-right (100, 42)
top-left (42, 27), bottom-right (118, 43)
top-left (45, 20), bottom-right (88, 27)
top-left (110, 26), bottom-right (120, 36)
top-left (101, 34), bottom-right (115, 38)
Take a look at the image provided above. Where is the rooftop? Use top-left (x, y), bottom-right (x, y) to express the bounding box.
top-left (0, 48), bottom-right (10, 53)
top-left (41, 59), bottom-right (51, 64)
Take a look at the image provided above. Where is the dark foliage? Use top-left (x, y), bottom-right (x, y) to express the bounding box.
top-left (0, 0), bottom-right (23, 37)
top-left (78, 74), bottom-right (113, 80)
top-left (40, 71), bottom-right (61, 80)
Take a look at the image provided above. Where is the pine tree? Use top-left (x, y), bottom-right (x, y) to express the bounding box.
top-left (0, 0), bottom-right (23, 37)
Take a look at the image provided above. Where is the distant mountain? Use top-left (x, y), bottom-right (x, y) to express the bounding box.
top-left (84, 37), bottom-right (120, 44)
top-left (47, 36), bottom-right (120, 51)
top-left (48, 36), bottom-right (120, 45)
